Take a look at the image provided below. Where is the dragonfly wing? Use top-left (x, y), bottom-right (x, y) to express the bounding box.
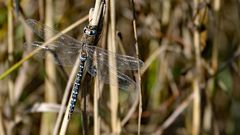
top-left (24, 41), bottom-right (81, 66)
top-left (26, 19), bottom-right (81, 48)
top-left (26, 19), bottom-right (144, 70)
top-left (86, 59), bottom-right (137, 91)
top-left (85, 45), bottom-right (144, 71)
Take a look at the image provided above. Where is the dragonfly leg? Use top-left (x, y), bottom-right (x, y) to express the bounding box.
top-left (88, 65), bottom-right (97, 76)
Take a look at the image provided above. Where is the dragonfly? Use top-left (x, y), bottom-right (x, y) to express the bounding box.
top-left (24, 19), bottom-right (144, 119)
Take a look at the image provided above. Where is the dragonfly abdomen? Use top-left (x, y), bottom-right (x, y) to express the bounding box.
top-left (68, 53), bottom-right (87, 119)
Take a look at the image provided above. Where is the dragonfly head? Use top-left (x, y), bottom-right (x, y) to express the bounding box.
top-left (83, 26), bottom-right (97, 36)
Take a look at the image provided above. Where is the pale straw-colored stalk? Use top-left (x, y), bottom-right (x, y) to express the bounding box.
top-left (94, 74), bottom-right (101, 135)
top-left (120, 1), bottom-right (143, 134)
top-left (40, 0), bottom-right (57, 135)
top-left (192, 0), bottom-right (201, 134)
top-left (7, 0), bottom-right (14, 134)
top-left (132, 3), bottom-right (143, 134)
top-left (213, 0), bottom-right (221, 11)
top-left (109, 0), bottom-right (121, 134)
top-left (152, 92), bottom-right (194, 135)
top-left (7, 0), bottom-right (14, 107)
top-left (93, 2), bottom-right (105, 135)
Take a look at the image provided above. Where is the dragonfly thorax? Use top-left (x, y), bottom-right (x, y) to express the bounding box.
top-left (80, 51), bottom-right (88, 62)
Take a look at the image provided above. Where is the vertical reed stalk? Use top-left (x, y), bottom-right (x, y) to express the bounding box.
top-left (213, 0), bottom-right (221, 11)
top-left (0, 112), bottom-right (4, 135)
top-left (38, 0), bottom-right (44, 20)
top-left (91, 0), bottom-right (102, 26)
top-left (94, 76), bottom-right (100, 135)
top-left (131, 0), bottom-right (142, 134)
top-left (117, 1), bottom-right (143, 131)
top-left (7, 0), bottom-right (14, 107)
top-left (192, 0), bottom-right (201, 134)
top-left (40, 0), bottom-right (57, 135)
top-left (7, 1), bottom-right (14, 134)
top-left (212, 0), bottom-right (220, 72)
top-left (203, 0), bottom-right (221, 133)
top-left (192, 79), bottom-right (200, 135)
top-left (92, 2), bottom-right (103, 135)
top-left (109, 0), bottom-right (121, 134)
top-left (13, 13), bottom-right (33, 105)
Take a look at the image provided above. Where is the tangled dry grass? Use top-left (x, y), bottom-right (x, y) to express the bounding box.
top-left (0, 0), bottom-right (240, 135)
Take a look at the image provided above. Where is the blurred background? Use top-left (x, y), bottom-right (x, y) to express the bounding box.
top-left (1, 0), bottom-right (240, 135)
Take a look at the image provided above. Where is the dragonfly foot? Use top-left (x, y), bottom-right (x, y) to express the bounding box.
top-left (88, 66), bottom-right (97, 76)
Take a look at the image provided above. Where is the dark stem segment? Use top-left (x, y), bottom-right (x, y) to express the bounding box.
top-left (68, 52), bottom-right (87, 119)
top-left (82, 85), bottom-right (88, 135)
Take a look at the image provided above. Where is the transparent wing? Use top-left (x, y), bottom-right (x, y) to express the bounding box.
top-left (24, 40), bottom-right (144, 71)
top-left (26, 19), bottom-right (144, 70)
top-left (86, 61), bottom-right (137, 90)
top-left (24, 41), bottom-right (81, 66)
top-left (26, 19), bottom-right (81, 48)
top-left (25, 19), bottom-right (143, 90)
top-left (85, 45), bottom-right (144, 71)
top-left (24, 41), bottom-right (138, 90)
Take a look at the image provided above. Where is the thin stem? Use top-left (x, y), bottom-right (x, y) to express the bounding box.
top-left (132, 5), bottom-right (142, 135)
top-left (91, 0), bottom-right (102, 26)
top-left (192, 0), bottom-right (201, 134)
top-left (40, 0), bottom-right (57, 135)
top-left (109, 0), bottom-right (121, 134)
top-left (7, 0), bottom-right (14, 107)
top-left (152, 93), bottom-right (194, 135)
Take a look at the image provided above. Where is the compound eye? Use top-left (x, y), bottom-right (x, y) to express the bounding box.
top-left (83, 27), bottom-right (87, 34)
top-left (90, 29), bottom-right (97, 35)
top-left (83, 26), bottom-right (97, 36)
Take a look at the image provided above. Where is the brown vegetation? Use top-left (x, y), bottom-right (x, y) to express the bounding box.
top-left (0, 0), bottom-right (240, 135)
